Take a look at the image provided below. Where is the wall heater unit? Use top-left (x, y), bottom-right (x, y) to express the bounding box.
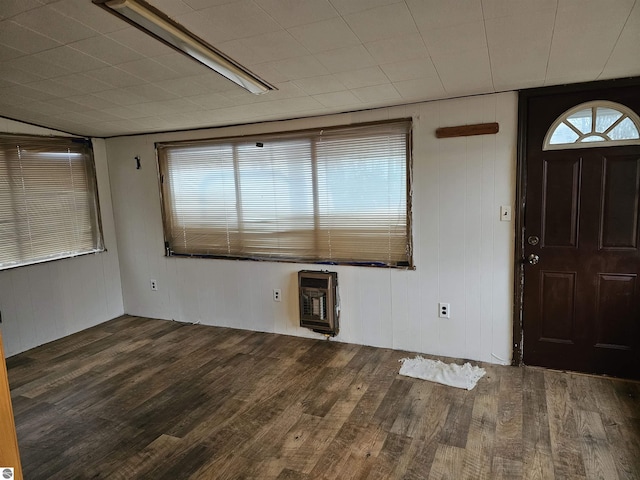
top-left (298, 270), bottom-right (339, 336)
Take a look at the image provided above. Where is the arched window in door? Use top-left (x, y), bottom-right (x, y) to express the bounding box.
top-left (543, 101), bottom-right (640, 150)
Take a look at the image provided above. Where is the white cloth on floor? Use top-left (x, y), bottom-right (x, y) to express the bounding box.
top-left (399, 356), bottom-right (486, 390)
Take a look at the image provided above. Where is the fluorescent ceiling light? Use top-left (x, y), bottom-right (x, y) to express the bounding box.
top-left (93, 0), bottom-right (274, 95)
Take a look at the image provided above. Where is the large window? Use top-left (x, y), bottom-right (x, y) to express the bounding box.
top-left (158, 120), bottom-right (412, 267)
top-left (0, 134), bottom-right (104, 271)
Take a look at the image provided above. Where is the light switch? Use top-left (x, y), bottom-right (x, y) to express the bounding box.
top-left (500, 205), bottom-right (512, 222)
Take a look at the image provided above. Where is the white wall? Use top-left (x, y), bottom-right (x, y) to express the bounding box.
top-left (107, 92), bottom-right (517, 365)
top-left (0, 118), bottom-right (124, 356)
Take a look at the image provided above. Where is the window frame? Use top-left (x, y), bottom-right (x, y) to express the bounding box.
top-left (543, 100), bottom-right (640, 150)
top-left (156, 119), bottom-right (414, 268)
top-left (0, 133), bottom-right (105, 271)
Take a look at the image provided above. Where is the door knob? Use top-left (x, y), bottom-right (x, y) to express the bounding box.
top-left (527, 253), bottom-right (540, 265)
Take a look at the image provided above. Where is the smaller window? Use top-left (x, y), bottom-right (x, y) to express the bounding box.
top-left (0, 134), bottom-right (104, 271)
top-left (544, 101), bottom-right (640, 150)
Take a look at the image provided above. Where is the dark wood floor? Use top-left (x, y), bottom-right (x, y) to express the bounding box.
top-left (6, 315), bottom-right (640, 479)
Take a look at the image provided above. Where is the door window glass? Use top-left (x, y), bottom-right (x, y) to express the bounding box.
top-left (544, 101), bottom-right (640, 150)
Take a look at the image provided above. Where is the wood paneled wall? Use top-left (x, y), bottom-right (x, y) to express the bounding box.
top-left (106, 93), bottom-right (517, 365)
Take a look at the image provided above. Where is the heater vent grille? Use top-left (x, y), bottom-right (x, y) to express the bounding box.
top-left (298, 270), bottom-right (338, 336)
top-left (300, 276), bottom-right (329, 289)
top-left (301, 290), bottom-right (327, 319)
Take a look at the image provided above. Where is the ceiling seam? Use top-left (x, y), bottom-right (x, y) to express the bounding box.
top-left (543, 0), bottom-right (559, 85)
top-left (480, 0), bottom-right (495, 92)
top-left (403, 0), bottom-right (447, 95)
top-left (597, 0), bottom-right (637, 80)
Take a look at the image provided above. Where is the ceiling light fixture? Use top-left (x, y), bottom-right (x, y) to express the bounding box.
top-left (93, 0), bottom-right (274, 95)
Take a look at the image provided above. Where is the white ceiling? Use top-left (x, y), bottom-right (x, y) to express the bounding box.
top-left (0, 0), bottom-right (638, 137)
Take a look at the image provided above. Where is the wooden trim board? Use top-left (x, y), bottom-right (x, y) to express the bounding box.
top-left (0, 331), bottom-right (23, 479)
top-left (435, 122), bottom-right (499, 138)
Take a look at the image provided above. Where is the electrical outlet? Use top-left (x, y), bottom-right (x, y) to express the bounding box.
top-left (439, 302), bottom-right (450, 318)
top-left (273, 289), bottom-right (281, 302)
top-left (150, 279), bottom-right (158, 291)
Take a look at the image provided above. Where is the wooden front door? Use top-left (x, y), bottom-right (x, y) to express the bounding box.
top-left (521, 83), bottom-right (640, 379)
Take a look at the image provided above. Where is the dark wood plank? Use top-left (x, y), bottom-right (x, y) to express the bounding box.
top-left (492, 365), bottom-right (524, 473)
top-left (275, 468), bottom-right (309, 480)
top-left (575, 409), bottom-right (619, 480)
top-left (460, 393), bottom-right (496, 479)
top-left (603, 419), bottom-right (640, 480)
top-left (103, 434), bottom-right (182, 480)
top-left (366, 432), bottom-right (413, 480)
top-left (521, 368), bottom-right (554, 480)
top-left (6, 315), bottom-right (640, 480)
top-left (389, 380), bottom-right (433, 438)
top-left (435, 122), bottom-right (499, 138)
top-left (544, 370), bottom-right (588, 478)
top-left (438, 387), bottom-right (475, 448)
top-left (371, 377), bottom-right (414, 431)
top-left (429, 444), bottom-right (466, 479)
top-left (399, 439), bottom-right (438, 480)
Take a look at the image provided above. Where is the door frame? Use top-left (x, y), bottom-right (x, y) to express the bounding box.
top-left (513, 76), bottom-right (640, 366)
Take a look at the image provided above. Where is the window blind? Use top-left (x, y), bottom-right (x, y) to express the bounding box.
top-left (0, 134), bottom-right (104, 271)
top-left (157, 120), bottom-right (412, 267)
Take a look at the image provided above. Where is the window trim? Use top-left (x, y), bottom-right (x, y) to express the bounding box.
top-left (0, 134), bottom-right (105, 271)
top-left (156, 119), bottom-right (414, 268)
